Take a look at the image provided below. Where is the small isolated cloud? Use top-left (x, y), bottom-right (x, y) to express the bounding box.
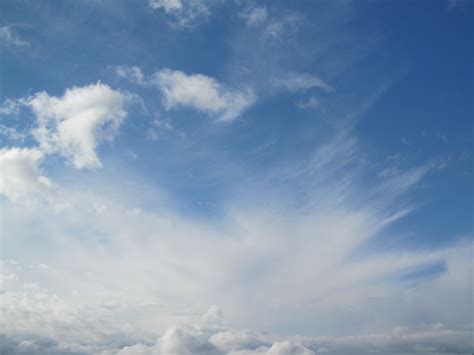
top-left (27, 82), bottom-right (130, 169)
top-left (0, 147), bottom-right (52, 203)
top-left (0, 26), bottom-right (30, 48)
top-left (116, 66), bottom-right (255, 122)
top-left (240, 5), bottom-right (268, 26)
top-left (148, 0), bottom-right (211, 28)
top-left (155, 69), bottom-right (255, 122)
top-left (273, 72), bottom-right (333, 93)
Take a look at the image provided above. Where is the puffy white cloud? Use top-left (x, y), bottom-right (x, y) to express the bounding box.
top-left (0, 148), bottom-right (52, 203)
top-left (0, 26), bottom-right (30, 48)
top-left (28, 82), bottom-right (129, 169)
top-left (116, 66), bottom-right (255, 122)
top-left (272, 72), bottom-right (333, 92)
top-left (155, 69), bottom-right (255, 122)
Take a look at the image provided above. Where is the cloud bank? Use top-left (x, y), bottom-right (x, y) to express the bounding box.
top-left (1, 125), bottom-right (471, 354)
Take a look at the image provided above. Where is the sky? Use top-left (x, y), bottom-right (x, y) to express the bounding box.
top-left (0, 0), bottom-right (473, 354)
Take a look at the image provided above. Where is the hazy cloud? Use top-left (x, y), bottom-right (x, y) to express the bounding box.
top-left (0, 26), bottom-right (30, 48)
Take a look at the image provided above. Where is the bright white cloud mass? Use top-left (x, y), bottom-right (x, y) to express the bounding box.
top-left (0, 147), bottom-right (52, 203)
top-left (28, 83), bottom-right (130, 169)
top-left (0, 1), bottom-right (472, 355)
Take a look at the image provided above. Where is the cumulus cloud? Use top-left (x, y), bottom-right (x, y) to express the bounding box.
top-left (27, 82), bottom-right (129, 169)
top-left (0, 148), bottom-right (52, 203)
top-left (0, 26), bottom-right (30, 48)
top-left (154, 69), bottom-right (255, 122)
top-left (116, 66), bottom-right (255, 122)
top-left (148, 0), bottom-right (211, 28)
top-left (272, 72), bottom-right (333, 92)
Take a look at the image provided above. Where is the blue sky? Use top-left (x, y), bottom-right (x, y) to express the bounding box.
top-left (0, 0), bottom-right (473, 354)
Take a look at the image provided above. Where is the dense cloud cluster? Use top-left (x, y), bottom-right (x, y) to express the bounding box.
top-left (29, 83), bottom-right (129, 169)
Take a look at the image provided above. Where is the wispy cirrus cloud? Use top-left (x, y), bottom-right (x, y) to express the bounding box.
top-left (1, 119), bottom-right (470, 354)
top-left (272, 72), bottom-right (333, 93)
top-left (0, 25), bottom-right (30, 48)
top-left (240, 5), bottom-right (268, 27)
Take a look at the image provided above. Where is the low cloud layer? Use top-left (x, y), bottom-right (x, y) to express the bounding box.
top-left (0, 128), bottom-right (472, 354)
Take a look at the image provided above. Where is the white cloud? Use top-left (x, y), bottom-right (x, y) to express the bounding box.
top-left (240, 5), bottom-right (268, 27)
top-left (155, 69), bottom-right (255, 122)
top-left (28, 82), bottom-right (129, 169)
top-left (0, 26), bottom-right (30, 48)
top-left (0, 117), bottom-right (471, 355)
top-left (272, 72), bottom-right (333, 92)
top-left (0, 148), bottom-right (52, 203)
top-left (148, 0), bottom-right (211, 28)
top-left (116, 66), bottom-right (255, 122)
